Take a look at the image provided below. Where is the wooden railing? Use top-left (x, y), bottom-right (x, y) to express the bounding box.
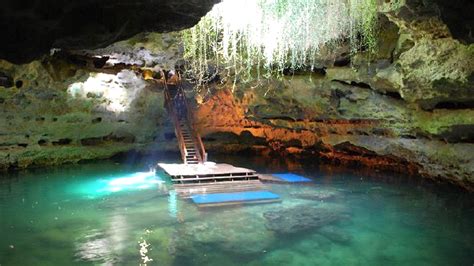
top-left (161, 70), bottom-right (207, 164)
top-left (178, 81), bottom-right (207, 163)
top-left (163, 79), bottom-right (188, 164)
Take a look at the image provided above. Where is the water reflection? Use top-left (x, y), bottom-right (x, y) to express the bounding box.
top-left (168, 190), bottom-right (178, 219)
top-left (75, 213), bottom-right (129, 264)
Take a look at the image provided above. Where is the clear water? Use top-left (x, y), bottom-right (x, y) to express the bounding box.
top-left (0, 155), bottom-right (473, 266)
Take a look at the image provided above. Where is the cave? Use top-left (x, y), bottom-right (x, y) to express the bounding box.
top-left (0, 0), bottom-right (473, 265)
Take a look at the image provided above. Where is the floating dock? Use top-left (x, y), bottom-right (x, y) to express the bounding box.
top-left (190, 190), bottom-right (281, 207)
top-left (159, 78), bottom-right (281, 206)
top-left (157, 162), bottom-right (270, 201)
top-left (259, 173), bottom-right (312, 183)
top-left (158, 162), bottom-right (260, 184)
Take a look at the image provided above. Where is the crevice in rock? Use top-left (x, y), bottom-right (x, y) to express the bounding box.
top-left (371, 128), bottom-right (391, 136)
top-left (433, 101), bottom-right (474, 110)
top-left (0, 72), bottom-right (14, 88)
top-left (37, 139), bottom-right (48, 146)
top-left (262, 116), bottom-right (298, 122)
top-left (80, 133), bottom-right (136, 146)
top-left (385, 91), bottom-right (403, 100)
top-left (332, 79), bottom-right (372, 89)
top-left (333, 141), bottom-right (377, 156)
top-left (92, 56), bottom-right (109, 68)
top-left (286, 139), bottom-right (303, 148)
top-left (15, 80), bottom-right (23, 88)
top-left (104, 133), bottom-right (136, 143)
top-left (438, 125), bottom-right (474, 143)
top-left (52, 138), bottom-right (73, 146)
top-left (334, 55), bottom-right (350, 67)
top-left (312, 67), bottom-right (327, 76)
top-left (81, 137), bottom-right (102, 146)
top-left (283, 66), bottom-right (326, 76)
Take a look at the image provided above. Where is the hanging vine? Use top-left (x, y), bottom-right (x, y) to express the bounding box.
top-left (181, 0), bottom-right (402, 86)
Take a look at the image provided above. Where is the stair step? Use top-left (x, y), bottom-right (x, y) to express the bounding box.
top-left (174, 180), bottom-right (265, 196)
top-left (172, 174), bottom-right (259, 182)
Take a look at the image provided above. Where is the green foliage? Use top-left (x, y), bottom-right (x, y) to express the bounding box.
top-left (181, 0), bottom-right (402, 85)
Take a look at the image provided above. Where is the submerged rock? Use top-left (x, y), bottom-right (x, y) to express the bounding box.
top-left (169, 211), bottom-right (275, 257)
top-left (290, 190), bottom-right (341, 201)
top-left (263, 206), bottom-right (351, 235)
top-left (317, 226), bottom-right (352, 245)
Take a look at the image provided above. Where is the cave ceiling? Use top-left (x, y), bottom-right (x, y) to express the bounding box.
top-left (0, 0), bottom-right (219, 63)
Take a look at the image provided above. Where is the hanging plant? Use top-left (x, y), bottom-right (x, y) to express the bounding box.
top-left (182, 0), bottom-right (401, 85)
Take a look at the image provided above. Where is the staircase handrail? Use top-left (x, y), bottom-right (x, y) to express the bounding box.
top-left (162, 72), bottom-right (188, 164)
top-left (176, 78), bottom-right (207, 163)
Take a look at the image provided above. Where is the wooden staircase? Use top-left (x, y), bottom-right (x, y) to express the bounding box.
top-left (163, 74), bottom-right (207, 165)
top-left (158, 72), bottom-right (270, 201)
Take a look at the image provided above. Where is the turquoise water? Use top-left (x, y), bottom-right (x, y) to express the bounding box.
top-left (0, 156), bottom-right (473, 265)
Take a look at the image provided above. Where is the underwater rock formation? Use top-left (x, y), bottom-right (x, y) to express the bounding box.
top-left (169, 213), bottom-right (274, 257)
top-left (290, 190), bottom-right (340, 202)
top-left (263, 206), bottom-right (351, 234)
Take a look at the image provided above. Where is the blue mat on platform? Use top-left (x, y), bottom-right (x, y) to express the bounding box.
top-left (273, 173), bottom-right (312, 183)
top-left (191, 190), bottom-right (280, 204)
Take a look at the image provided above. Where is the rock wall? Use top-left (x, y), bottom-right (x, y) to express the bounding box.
top-left (194, 78), bottom-right (473, 190)
top-left (0, 58), bottom-right (175, 169)
top-left (0, 0), bottom-right (473, 190)
top-left (191, 0), bottom-right (474, 189)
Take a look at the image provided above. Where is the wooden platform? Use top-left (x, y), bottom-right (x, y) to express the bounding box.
top-left (157, 162), bottom-right (260, 185)
top-left (173, 180), bottom-right (266, 198)
top-left (157, 161), bottom-right (271, 202)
